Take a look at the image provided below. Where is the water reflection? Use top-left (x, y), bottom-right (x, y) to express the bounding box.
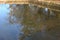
top-left (1, 4), bottom-right (60, 40)
top-left (0, 4), bottom-right (20, 40)
top-left (10, 4), bottom-right (60, 40)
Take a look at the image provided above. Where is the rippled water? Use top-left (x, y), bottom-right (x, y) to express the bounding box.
top-left (0, 4), bottom-right (21, 40)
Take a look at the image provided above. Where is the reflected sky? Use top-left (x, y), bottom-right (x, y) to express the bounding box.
top-left (0, 4), bottom-right (20, 40)
top-left (0, 4), bottom-right (10, 17)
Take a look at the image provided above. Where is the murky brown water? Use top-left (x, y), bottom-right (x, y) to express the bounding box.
top-left (0, 4), bottom-right (60, 40)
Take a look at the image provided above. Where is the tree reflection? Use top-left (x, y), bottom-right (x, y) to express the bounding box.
top-left (9, 4), bottom-right (60, 40)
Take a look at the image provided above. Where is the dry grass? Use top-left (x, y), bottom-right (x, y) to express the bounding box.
top-left (0, 0), bottom-right (60, 4)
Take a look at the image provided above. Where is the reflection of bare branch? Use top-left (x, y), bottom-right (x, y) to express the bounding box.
top-left (10, 4), bottom-right (60, 40)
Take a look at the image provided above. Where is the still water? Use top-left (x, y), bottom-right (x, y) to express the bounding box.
top-left (0, 4), bottom-right (21, 40)
top-left (0, 4), bottom-right (60, 40)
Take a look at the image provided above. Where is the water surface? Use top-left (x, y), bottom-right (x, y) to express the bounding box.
top-left (0, 4), bottom-right (20, 40)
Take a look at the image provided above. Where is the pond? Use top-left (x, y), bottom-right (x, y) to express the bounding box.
top-left (0, 4), bottom-right (60, 40)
